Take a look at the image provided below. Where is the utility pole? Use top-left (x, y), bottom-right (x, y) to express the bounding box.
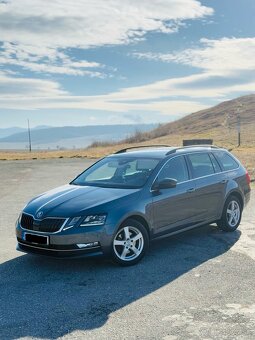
top-left (237, 104), bottom-right (242, 147)
top-left (27, 119), bottom-right (32, 152)
top-left (227, 112), bottom-right (231, 134)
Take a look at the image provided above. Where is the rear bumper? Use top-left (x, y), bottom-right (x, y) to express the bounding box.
top-left (244, 189), bottom-right (251, 207)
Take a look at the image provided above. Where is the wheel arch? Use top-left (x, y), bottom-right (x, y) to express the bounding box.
top-left (118, 214), bottom-right (151, 239)
top-left (225, 190), bottom-right (244, 211)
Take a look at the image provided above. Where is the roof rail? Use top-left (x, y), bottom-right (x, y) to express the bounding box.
top-left (166, 144), bottom-right (220, 155)
top-left (114, 145), bottom-right (171, 154)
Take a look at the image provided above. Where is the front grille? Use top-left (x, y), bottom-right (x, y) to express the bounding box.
top-left (21, 213), bottom-right (34, 230)
top-left (20, 213), bottom-right (65, 233)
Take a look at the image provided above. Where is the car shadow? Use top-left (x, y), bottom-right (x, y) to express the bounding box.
top-left (0, 224), bottom-right (240, 339)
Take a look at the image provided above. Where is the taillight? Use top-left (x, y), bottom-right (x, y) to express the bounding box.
top-left (245, 171), bottom-right (251, 186)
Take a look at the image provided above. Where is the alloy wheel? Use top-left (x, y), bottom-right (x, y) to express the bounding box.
top-left (113, 225), bottom-right (144, 262)
top-left (226, 200), bottom-right (240, 227)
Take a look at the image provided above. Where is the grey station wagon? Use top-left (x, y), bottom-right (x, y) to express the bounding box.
top-left (16, 145), bottom-right (251, 265)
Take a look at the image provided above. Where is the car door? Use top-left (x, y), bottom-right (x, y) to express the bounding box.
top-left (186, 152), bottom-right (225, 222)
top-left (152, 155), bottom-right (198, 236)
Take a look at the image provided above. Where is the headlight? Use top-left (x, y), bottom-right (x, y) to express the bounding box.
top-left (79, 214), bottom-right (107, 227)
top-left (63, 216), bottom-right (82, 231)
top-left (16, 212), bottom-right (22, 226)
top-left (18, 213), bottom-right (22, 224)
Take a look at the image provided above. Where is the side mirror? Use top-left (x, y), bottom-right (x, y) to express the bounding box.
top-left (152, 178), bottom-right (177, 191)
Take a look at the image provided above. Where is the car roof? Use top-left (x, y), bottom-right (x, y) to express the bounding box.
top-left (109, 147), bottom-right (174, 159)
top-left (108, 145), bottom-right (225, 159)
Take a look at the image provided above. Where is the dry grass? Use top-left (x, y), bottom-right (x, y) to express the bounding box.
top-left (1, 94), bottom-right (255, 179)
top-left (1, 128), bottom-right (254, 180)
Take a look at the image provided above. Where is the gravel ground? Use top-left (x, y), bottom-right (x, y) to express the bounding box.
top-left (0, 158), bottom-right (254, 340)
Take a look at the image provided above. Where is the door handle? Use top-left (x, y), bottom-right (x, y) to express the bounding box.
top-left (186, 188), bottom-right (195, 193)
top-left (220, 179), bottom-right (227, 184)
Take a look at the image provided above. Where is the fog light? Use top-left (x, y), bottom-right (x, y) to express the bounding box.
top-left (77, 242), bottom-right (99, 249)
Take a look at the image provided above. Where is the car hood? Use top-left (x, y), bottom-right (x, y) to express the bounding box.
top-left (24, 184), bottom-right (141, 218)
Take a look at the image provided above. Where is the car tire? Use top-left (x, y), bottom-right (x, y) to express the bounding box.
top-left (217, 195), bottom-right (242, 232)
top-left (111, 218), bottom-right (149, 266)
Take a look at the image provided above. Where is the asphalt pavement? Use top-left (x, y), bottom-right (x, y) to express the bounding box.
top-left (0, 158), bottom-right (255, 340)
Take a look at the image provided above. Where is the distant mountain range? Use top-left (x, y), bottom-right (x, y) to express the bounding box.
top-left (0, 124), bottom-right (156, 150)
top-left (1, 94), bottom-right (254, 151)
top-left (0, 125), bottom-right (52, 139)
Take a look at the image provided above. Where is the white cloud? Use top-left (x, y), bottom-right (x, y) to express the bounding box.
top-left (0, 1), bottom-right (212, 77)
top-left (0, 56), bottom-right (105, 77)
top-left (88, 72), bottom-right (255, 101)
top-left (0, 74), bottom-right (66, 97)
top-left (3, 29), bottom-right (255, 117)
top-left (0, 1), bottom-right (213, 50)
top-left (4, 1), bottom-right (255, 125)
top-left (0, 42), bottom-right (105, 77)
top-left (0, 70), bottom-right (210, 114)
top-left (0, 92), bottom-right (209, 116)
top-left (134, 37), bottom-right (255, 76)
top-left (3, 26), bottom-right (255, 118)
top-left (1, 67), bottom-right (255, 113)
top-left (130, 37), bottom-right (255, 104)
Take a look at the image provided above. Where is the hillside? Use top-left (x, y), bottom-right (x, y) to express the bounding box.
top-left (124, 94), bottom-right (255, 145)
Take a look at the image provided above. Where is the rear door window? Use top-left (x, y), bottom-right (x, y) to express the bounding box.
top-left (187, 153), bottom-right (215, 178)
top-left (215, 151), bottom-right (239, 171)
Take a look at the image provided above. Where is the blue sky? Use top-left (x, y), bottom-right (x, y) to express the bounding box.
top-left (0, 0), bottom-right (255, 128)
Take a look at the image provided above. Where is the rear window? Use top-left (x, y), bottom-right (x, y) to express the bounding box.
top-left (187, 153), bottom-right (215, 178)
top-left (215, 151), bottom-right (239, 171)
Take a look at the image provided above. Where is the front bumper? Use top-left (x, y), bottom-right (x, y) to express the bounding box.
top-left (16, 241), bottom-right (103, 258)
top-left (16, 222), bottom-right (114, 259)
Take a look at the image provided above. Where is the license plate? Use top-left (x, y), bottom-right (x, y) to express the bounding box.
top-left (25, 233), bottom-right (49, 245)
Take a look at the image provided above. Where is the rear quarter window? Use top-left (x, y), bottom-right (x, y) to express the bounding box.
top-left (215, 151), bottom-right (239, 171)
top-left (209, 153), bottom-right (222, 173)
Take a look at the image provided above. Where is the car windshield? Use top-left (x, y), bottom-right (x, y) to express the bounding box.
top-left (71, 156), bottom-right (160, 188)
